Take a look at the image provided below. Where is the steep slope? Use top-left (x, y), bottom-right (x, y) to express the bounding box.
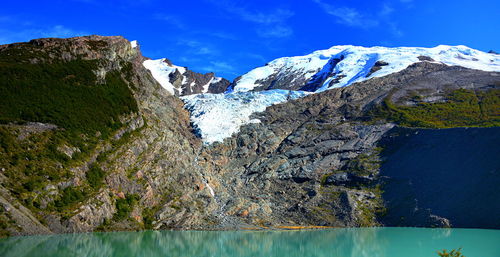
top-left (0, 36), bottom-right (217, 236)
top-left (143, 58), bottom-right (229, 96)
top-left (197, 62), bottom-right (500, 229)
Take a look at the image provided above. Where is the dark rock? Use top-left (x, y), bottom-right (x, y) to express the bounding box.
top-left (417, 55), bottom-right (435, 62)
top-left (366, 60), bottom-right (389, 77)
top-left (324, 173), bottom-right (374, 187)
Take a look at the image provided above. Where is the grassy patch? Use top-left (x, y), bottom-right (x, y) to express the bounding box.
top-left (368, 89), bottom-right (500, 128)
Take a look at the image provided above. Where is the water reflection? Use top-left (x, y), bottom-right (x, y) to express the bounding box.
top-left (0, 228), bottom-right (499, 257)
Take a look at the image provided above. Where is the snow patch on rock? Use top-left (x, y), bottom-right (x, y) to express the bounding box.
top-left (143, 58), bottom-right (185, 95)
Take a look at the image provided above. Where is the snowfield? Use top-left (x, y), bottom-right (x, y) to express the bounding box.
top-left (181, 90), bottom-right (310, 144)
top-left (145, 45), bottom-right (500, 144)
top-left (231, 45), bottom-right (500, 92)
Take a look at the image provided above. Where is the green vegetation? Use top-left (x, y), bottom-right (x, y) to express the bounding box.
top-left (357, 185), bottom-right (386, 227)
top-left (437, 248), bottom-right (465, 257)
top-left (54, 187), bottom-right (87, 211)
top-left (368, 89), bottom-right (500, 128)
top-left (0, 41), bottom-right (140, 220)
top-left (0, 208), bottom-right (14, 238)
top-left (0, 60), bottom-right (138, 135)
top-left (86, 165), bottom-right (106, 189)
top-left (142, 207), bottom-right (157, 229)
top-left (114, 194), bottom-right (139, 221)
top-left (0, 126), bottom-right (69, 195)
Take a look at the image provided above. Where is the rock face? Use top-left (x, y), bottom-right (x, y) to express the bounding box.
top-left (196, 62), bottom-right (499, 229)
top-left (0, 36), bottom-right (499, 236)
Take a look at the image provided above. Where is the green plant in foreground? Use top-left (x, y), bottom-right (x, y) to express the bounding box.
top-left (437, 248), bottom-right (465, 257)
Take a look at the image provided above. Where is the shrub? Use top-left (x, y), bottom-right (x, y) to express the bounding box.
top-left (114, 194), bottom-right (139, 221)
top-left (437, 248), bottom-right (465, 257)
top-left (86, 165), bottom-right (106, 189)
top-left (54, 187), bottom-right (86, 210)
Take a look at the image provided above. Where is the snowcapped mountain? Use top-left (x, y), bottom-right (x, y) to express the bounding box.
top-left (228, 45), bottom-right (500, 93)
top-left (143, 58), bottom-right (230, 96)
top-left (147, 45), bottom-right (500, 144)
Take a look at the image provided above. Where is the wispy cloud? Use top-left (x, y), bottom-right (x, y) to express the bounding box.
top-left (209, 32), bottom-right (237, 40)
top-left (0, 25), bottom-right (88, 45)
top-left (235, 8), bottom-right (294, 25)
top-left (378, 3), bottom-right (403, 38)
top-left (312, 0), bottom-right (405, 38)
top-left (200, 61), bottom-right (237, 75)
top-left (313, 0), bottom-right (378, 28)
top-left (206, 0), bottom-right (294, 38)
top-left (154, 14), bottom-right (186, 29)
top-left (257, 25), bottom-right (293, 38)
top-left (380, 4), bottom-right (395, 17)
top-left (176, 39), bottom-right (219, 56)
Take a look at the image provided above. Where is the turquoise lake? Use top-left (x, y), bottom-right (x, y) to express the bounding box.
top-left (0, 228), bottom-right (499, 257)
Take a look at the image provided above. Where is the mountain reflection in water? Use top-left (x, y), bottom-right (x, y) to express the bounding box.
top-left (1, 228), bottom-right (499, 257)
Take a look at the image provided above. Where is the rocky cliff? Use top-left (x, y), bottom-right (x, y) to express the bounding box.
top-left (0, 36), bottom-right (498, 237)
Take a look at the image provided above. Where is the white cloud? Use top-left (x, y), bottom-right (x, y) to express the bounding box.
top-left (0, 25), bottom-right (87, 45)
top-left (177, 39), bottom-right (219, 56)
top-left (206, 0), bottom-right (294, 38)
top-left (380, 4), bottom-right (395, 17)
top-left (313, 0), bottom-right (378, 28)
top-left (200, 61), bottom-right (237, 75)
top-left (236, 8), bottom-right (294, 24)
top-left (209, 32), bottom-right (237, 40)
top-left (257, 25), bottom-right (293, 38)
top-left (154, 14), bottom-right (186, 29)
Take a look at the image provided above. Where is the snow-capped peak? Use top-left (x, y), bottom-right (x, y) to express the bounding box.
top-left (230, 45), bottom-right (500, 93)
top-left (143, 58), bottom-right (230, 96)
top-left (143, 58), bottom-right (186, 95)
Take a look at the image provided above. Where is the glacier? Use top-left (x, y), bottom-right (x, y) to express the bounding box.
top-left (181, 90), bottom-right (310, 144)
top-left (145, 45), bottom-right (500, 144)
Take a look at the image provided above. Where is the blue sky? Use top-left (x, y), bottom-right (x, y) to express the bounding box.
top-left (1, 0), bottom-right (499, 80)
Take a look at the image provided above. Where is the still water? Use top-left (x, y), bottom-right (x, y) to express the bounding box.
top-left (0, 228), bottom-right (499, 257)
